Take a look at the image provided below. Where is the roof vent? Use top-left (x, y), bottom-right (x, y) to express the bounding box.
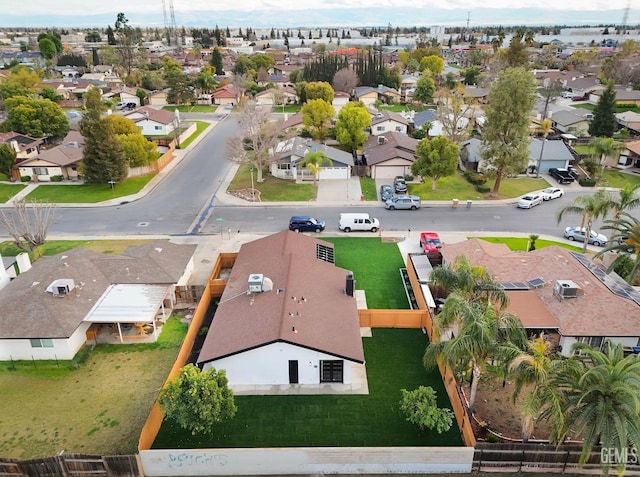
top-left (377, 136), bottom-right (385, 145)
top-left (46, 278), bottom-right (75, 297)
top-left (553, 280), bottom-right (582, 300)
top-left (248, 274), bottom-right (264, 293)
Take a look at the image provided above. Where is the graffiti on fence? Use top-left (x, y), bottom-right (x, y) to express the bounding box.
top-left (165, 452), bottom-right (229, 468)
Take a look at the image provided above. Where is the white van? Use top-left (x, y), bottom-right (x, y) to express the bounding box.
top-left (338, 213), bottom-right (380, 233)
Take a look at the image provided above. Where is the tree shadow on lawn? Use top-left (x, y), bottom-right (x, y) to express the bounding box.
top-left (152, 329), bottom-right (462, 449)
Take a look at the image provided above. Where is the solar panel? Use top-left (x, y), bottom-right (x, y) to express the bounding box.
top-left (528, 278), bottom-right (545, 288)
top-left (501, 282), bottom-right (516, 289)
top-left (501, 282), bottom-right (529, 290)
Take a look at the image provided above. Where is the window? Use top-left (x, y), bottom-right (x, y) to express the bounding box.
top-left (320, 360), bottom-right (343, 383)
top-left (577, 336), bottom-right (604, 350)
top-left (30, 339), bottom-right (53, 348)
top-left (278, 163), bottom-right (291, 170)
top-left (154, 125), bottom-right (162, 131)
top-left (33, 167), bottom-right (48, 175)
top-left (395, 126), bottom-right (403, 132)
top-left (376, 126), bottom-right (384, 131)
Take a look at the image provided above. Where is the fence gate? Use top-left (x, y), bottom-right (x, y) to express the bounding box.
top-left (175, 285), bottom-right (204, 304)
top-left (351, 165), bottom-right (369, 177)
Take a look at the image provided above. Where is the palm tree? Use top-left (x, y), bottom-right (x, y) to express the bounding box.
top-left (605, 183), bottom-right (640, 220)
top-left (423, 296), bottom-right (526, 413)
top-left (299, 151), bottom-right (333, 188)
top-left (535, 118), bottom-right (553, 178)
top-left (540, 341), bottom-right (640, 476)
top-left (556, 190), bottom-right (611, 253)
top-left (596, 211), bottom-right (640, 283)
top-left (591, 137), bottom-right (625, 181)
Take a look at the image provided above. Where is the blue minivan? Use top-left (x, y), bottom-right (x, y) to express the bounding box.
top-left (288, 216), bottom-right (325, 233)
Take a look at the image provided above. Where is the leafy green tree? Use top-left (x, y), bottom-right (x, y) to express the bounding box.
top-left (195, 65), bottom-right (217, 94)
top-left (232, 55), bottom-right (253, 76)
top-left (79, 88), bottom-right (127, 184)
top-left (419, 55), bottom-right (444, 75)
top-left (38, 38), bottom-right (57, 59)
top-left (289, 69), bottom-right (302, 84)
top-left (0, 143), bottom-right (17, 176)
top-left (589, 83), bottom-right (618, 137)
top-left (0, 66), bottom-right (42, 101)
top-left (2, 96), bottom-right (68, 139)
top-left (159, 364), bottom-right (237, 436)
top-left (250, 53), bottom-right (275, 72)
top-left (209, 47), bottom-right (224, 75)
top-left (412, 136), bottom-right (459, 190)
top-left (136, 88), bottom-right (147, 105)
top-left (36, 33), bottom-right (62, 55)
top-left (166, 71), bottom-right (195, 105)
top-left (413, 74), bottom-right (436, 104)
top-left (334, 102), bottom-right (370, 153)
top-left (106, 25), bottom-right (116, 45)
top-left (301, 98), bottom-right (335, 142)
top-left (294, 81), bottom-right (308, 103)
top-left (399, 386), bottom-right (454, 434)
top-left (104, 114), bottom-right (139, 135)
top-left (540, 341), bottom-right (640, 476)
top-left (505, 35), bottom-right (529, 68)
top-left (299, 150), bottom-right (333, 188)
top-left (39, 86), bottom-right (61, 102)
top-left (480, 67), bottom-right (536, 197)
top-left (461, 66), bottom-right (481, 85)
top-left (85, 31), bottom-right (102, 42)
top-left (118, 134), bottom-right (160, 167)
top-left (556, 189), bottom-right (611, 253)
top-left (305, 81), bottom-right (334, 103)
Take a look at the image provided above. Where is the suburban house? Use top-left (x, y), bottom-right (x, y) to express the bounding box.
top-left (616, 111), bottom-right (640, 134)
top-left (124, 106), bottom-right (177, 136)
top-left (197, 231), bottom-right (365, 390)
top-left (549, 109), bottom-right (592, 137)
top-left (370, 110), bottom-right (409, 136)
top-left (363, 132), bottom-right (418, 179)
top-left (332, 91), bottom-right (351, 113)
top-left (410, 109), bottom-right (438, 132)
top-left (0, 132), bottom-right (42, 163)
top-left (400, 75), bottom-right (419, 103)
top-left (115, 86), bottom-right (142, 107)
top-left (272, 137), bottom-right (354, 180)
top-left (439, 238), bottom-right (640, 356)
top-left (147, 90), bottom-right (169, 107)
top-left (619, 140), bottom-right (640, 169)
top-left (282, 112), bottom-right (304, 131)
top-left (0, 240), bottom-right (196, 361)
top-left (17, 131), bottom-right (84, 181)
top-left (354, 85), bottom-right (401, 106)
top-left (212, 85), bottom-right (238, 106)
top-left (613, 88), bottom-right (640, 106)
top-left (0, 252), bottom-right (31, 291)
top-left (564, 76), bottom-right (604, 98)
top-left (458, 137), bottom-right (574, 173)
top-left (255, 86), bottom-right (297, 106)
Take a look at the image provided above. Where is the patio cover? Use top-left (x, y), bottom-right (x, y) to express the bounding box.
top-left (82, 284), bottom-right (171, 323)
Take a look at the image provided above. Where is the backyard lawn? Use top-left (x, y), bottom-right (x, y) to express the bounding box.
top-left (153, 328), bottom-right (461, 449)
top-left (0, 317), bottom-right (187, 459)
top-left (0, 183), bottom-right (26, 203)
top-left (470, 236), bottom-right (582, 253)
top-left (24, 174), bottom-right (155, 203)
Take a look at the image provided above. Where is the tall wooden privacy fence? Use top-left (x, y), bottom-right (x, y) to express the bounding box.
top-left (0, 454), bottom-right (139, 477)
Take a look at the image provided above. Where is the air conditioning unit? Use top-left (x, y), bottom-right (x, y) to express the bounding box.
top-left (554, 280), bottom-right (581, 299)
top-left (377, 136), bottom-right (385, 145)
top-left (248, 274), bottom-right (264, 293)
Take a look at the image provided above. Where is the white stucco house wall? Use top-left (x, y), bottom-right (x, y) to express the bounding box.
top-left (124, 106), bottom-right (177, 136)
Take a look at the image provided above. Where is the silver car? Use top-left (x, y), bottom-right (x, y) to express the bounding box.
top-left (563, 227), bottom-right (608, 246)
top-left (385, 195), bottom-right (421, 210)
top-left (516, 193), bottom-right (543, 209)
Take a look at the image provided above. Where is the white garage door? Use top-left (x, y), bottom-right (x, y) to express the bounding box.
top-left (319, 167), bottom-right (349, 179)
top-left (373, 166), bottom-right (409, 179)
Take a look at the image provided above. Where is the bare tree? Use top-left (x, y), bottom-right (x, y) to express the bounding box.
top-left (436, 85), bottom-right (474, 144)
top-left (226, 104), bottom-right (291, 182)
top-left (332, 67), bottom-right (359, 94)
top-left (230, 73), bottom-right (248, 105)
top-left (0, 199), bottom-right (56, 251)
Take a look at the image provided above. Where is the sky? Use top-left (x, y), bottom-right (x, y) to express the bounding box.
top-left (3, 0), bottom-right (636, 29)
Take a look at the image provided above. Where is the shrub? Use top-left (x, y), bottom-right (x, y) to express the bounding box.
top-left (50, 175), bottom-right (64, 182)
top-left (476, 185), bottom-right (491, 193)
top-left (404, 174), bottom-right (414, 182)
top-left (463, 170), bottom-right (487, 186)
top-left (20, 175), bottom-right (31, 182)
top-left (579, 178), bottom-right (597, 187)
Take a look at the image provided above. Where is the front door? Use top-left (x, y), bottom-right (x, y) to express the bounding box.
top-left (288, 360), bottom-right (299, 384)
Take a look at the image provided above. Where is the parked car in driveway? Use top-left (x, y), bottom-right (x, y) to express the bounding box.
top-left (563, 227), bottom-right (608, 246)
top-left (385, 195), bottom-right (421, 210)
top-left (540, 187), bottom-right (564, 201)
top-left (420, 232), bottom-right (442, 252)
top-left (380, 184), bottom-right (394, 201)
top-left (393, 176), bottom-right (408, 194)
top-left (517, 193), bottom-right (543, 209)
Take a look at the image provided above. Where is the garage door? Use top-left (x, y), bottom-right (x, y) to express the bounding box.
top-left (319, 167), bottom-right (348, 179)
top-left (373, 166), bottom-right (409, 179)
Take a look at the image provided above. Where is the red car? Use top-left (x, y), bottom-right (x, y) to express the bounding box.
top-left (420, 232), bottom-right (442, 253)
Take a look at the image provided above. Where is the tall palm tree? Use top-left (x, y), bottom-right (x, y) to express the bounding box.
top-left (605, 183), bottom-right (640, 220)
top-left (591, 137), bottom-right (625, 181)
top-left (540, 341), bottom-right (640, 477)
top-left (299, 151), bottom-right (333, 188)
top-left (423, 296), bottom-right (526, 413)
top-left (535, 118), bottom-right (553, 178)
top-left (597, 211), bottom-right (640, 284)
top-left (556, 190), bottom-right (611, 253)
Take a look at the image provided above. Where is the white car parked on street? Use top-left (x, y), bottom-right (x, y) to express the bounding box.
top-left (540, 187), bottom-right (564, 201)
top-left (516, 193), bottom-right (543, 209)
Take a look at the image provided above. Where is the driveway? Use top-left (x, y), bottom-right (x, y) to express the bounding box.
top-left (315, 177), bottom-right (363, 204)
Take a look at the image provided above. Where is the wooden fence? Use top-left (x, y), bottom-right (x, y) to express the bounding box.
top-left (474, 442), bottom-right (640, 474)
top-left (0, 454), bottom-right (139, 477)
top-left (358, 308), bottom-right (428, 328)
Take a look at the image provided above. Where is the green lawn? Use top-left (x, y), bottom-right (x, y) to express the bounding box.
top-left (228, 164), bottom-right (315, 201)
top-left (0, 183), bottom-right (26, 203)
top-left (24, 174), bottom-right (155, 203)
top-left (602, 170), bottom-right (640, 188)
top-left (470, 236), bottom-right (582, 253)
top-left (408, 174), bottom-right (547, 201)
top-left (0, 317), bottom-right (187, 459)
top-left (276, 104), bottom-right (302, 113)
top-left (163, 105), bottom-right (217, 113)
top-left (378, 104), bottom-right (429, 113)
top-left (359, 177), bottom-right (377, 201)
top-left (153, 328), bottom-right (461, 449)
top-left (178, 120), bottom-right (210, 149)
top-left (323, 237), bottom-right (409, 310)
top-left (573, 144), bottom-right (594, 156)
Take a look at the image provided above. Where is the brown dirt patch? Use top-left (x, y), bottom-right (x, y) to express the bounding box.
top-left (470, 374), bottom-right (552, 442)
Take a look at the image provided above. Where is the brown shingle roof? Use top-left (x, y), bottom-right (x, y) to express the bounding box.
top-left (363, 132), bottom-right (418, 165)
top-left (198, 231), bottom-right (364, 364)
top-left (0, 240), bottom-right (196, 339)
top-left (440, 239), bottom-right (640, 337)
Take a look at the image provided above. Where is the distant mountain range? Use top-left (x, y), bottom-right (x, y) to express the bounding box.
top-left (3, 7), bottom-right (629, 29)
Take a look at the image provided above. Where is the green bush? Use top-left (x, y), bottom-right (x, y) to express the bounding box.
top-left (404, 174), bottom-right (414, 181)
top-left (579, 178), bottom-right (597, 187)
top-left (463, 170), bottom-right (487, 186)
top-left (476, 185), bottom-right (491, 193)
top-left (50, 175), bottom-right (64, 182)
top-left (20, 175), bottom-right (31, 182)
